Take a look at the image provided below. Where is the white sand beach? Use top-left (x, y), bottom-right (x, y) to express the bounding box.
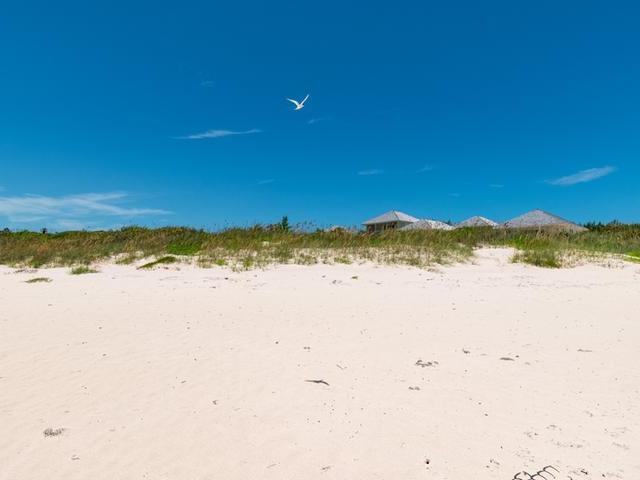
top-left (1, 248), bottom-right (638, 479)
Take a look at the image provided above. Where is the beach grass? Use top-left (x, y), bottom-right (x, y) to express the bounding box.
top-left (0, 223), bottom-right (638, 269)
top-left (626, 250), bottom-right (640, 263)
top-left (511, 249), bottom-right (562, 268)
top-left (70, 266), bottom-right (98, 275)
top-left (25, 277), bottom-right (53, 283)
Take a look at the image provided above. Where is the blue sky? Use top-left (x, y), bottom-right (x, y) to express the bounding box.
top-left (1, 1), bottom-right (639, 230)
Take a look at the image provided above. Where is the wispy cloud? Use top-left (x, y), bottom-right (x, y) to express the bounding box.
top-left (257, 179), bottom-right (275, 185)
top-left (546, 166), bottom-right (617, 186)
top-left (0, 192), bottom-right (170, 229)
top-left (200, 80), bottom-right (215, 87)
top-left (417, 164), bottom-right (434, 173)
top-left (358, 169), bottom-right (384, 176)
top-left (449, 193), bottom-right (461, 197)
top-left (175, 129), bottom-right (261, 140)
top-left (490, 183), bottom-right (504, 188)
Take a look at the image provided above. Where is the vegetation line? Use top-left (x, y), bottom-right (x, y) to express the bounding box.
top-left (1, 221), bottom-right (638, 270)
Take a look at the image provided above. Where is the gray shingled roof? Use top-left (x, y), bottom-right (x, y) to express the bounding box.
top-left (363, 210), bottom-right (419, 225)
top-left (456, 216), bottom-right (498, 228)
top-left (502, 209), bottom-right (586, 231)
top-left (400, 219), bottom-right (454, 231)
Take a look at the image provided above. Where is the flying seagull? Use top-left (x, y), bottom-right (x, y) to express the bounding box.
top-left (286, 94), bottom-right (309, 111)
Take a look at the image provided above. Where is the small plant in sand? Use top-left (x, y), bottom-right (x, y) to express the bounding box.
top-left (138, 255), bottom-right (178, 269)
top-left (70, 266), bottom-right (98, 275)
top-left (334, 256), bottom-right (352, 265)
top-left (43, 427), bottom-right (65, 437)
top-left (25, 277), bottom-right (52, 283)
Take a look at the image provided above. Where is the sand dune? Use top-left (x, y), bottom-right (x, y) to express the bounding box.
top-left (1, 248), bottom-right (638, 479)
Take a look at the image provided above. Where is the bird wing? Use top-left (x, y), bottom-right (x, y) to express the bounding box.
top-left (286, 98), bottom-right (300, 107)
top-left (300, 94), bottom-right (309, 105)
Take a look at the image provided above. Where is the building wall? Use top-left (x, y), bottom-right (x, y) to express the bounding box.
top-left (365, 221), bottom-right (412, 233)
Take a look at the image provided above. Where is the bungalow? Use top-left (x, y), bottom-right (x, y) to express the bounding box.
top-left (362, 210), bottom-right (419, 233)
top-left (502, 209), bottom-right (587, 232)
top-left (456, 216), bottom-right (498, 228)
top-left (400, 219), bottom-right (453, 231)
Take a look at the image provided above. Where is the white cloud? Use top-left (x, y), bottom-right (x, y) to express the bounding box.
top-left (175, 129), bottom-right (261, 140)
top-left (200, 80), bottom-right (215, 87)
top-left (0, 192), bottom-right (170, 228)
top-left (546, 166), bottom-right (617, 186)
top-left (257, 179), bottom-right (275, 185)
top-left (490, 184), bottom-right (504, 188)
top-left (418, 164), bottom-right (434, 173)
top-left (358, 169), bottom-right (384, 176)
